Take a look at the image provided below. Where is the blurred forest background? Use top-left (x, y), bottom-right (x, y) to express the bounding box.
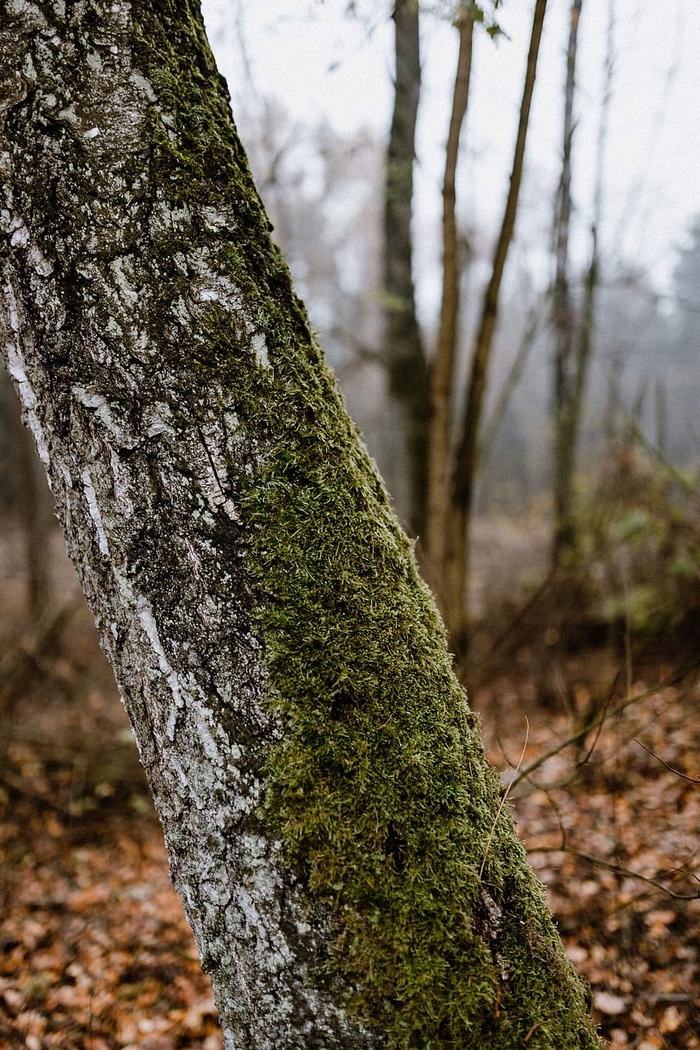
top-left (1, 1), bottom-right (699, 1047)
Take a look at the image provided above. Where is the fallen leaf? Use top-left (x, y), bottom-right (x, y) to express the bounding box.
top-left (594, 990), bottom-right (628, 1016)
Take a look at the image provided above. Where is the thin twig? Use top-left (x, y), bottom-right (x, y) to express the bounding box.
top-left (529, 844), bottom-right (700, 901)
top-left (473, 566), bottom-right (558, 671)
top-left (578, 670), bottom-right (621, 766)
top-left (634, 739), bottom-right (700, 784)
top-left (0, 768), bottom-right (74, 815)
top-left (0, 591), bottom-right (83, 694)
top-left (480, 718), bottom-right (529, 879)
top-left (510, 662), bottom-right (699, 793)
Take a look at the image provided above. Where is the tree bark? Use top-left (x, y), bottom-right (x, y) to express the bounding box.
top-left (383, 0), bottom-right (429, 538)
top-left (0, 1), bottom-right (599, 1046)
top-left (425, 10), bottom-right (474, 609)
top-left (7, 374), bottom-right (55, 621)
top-left (447, 0), bottom-right (548, 657)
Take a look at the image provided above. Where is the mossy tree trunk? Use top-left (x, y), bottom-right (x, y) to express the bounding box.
top-left (0, 2), bottom-right (600, 1047)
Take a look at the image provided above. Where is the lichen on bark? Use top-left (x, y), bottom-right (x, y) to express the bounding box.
top-left (0, 1), bottom-right (602, 1047)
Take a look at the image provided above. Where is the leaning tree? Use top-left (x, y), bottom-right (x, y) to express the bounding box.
top-left (0, 1), bottom-right (600, 1046)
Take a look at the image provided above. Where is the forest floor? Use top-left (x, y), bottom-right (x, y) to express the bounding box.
top-left (0, 522), bottom-right (698, 1049)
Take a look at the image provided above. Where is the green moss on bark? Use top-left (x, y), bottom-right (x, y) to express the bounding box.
top-left (134, 3), bottom-right (601, 1046)
top-left (239, 371), bottom-right (598, 1048)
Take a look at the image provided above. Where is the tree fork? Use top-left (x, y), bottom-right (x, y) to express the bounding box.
top-left (0, 1), bottom-right (600, 1046)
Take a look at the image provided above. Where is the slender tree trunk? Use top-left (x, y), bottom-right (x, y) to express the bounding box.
top-left (0, 2), bottom-right (600, 1047)
top-left (447, 0), bottom-right (548, 657)
top-left (480, 295), bottom-right (548, 462)
top-left (551, 0), bottom-right (583, 566)
top-left (425, 11), bottom-right (474, 605)
top-left (552, 0), bottom-right (612, 568)
top-left (383, 0), bottom-right (429, 538)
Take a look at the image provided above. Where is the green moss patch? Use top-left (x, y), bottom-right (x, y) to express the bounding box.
top-left (241, 363), bottom-right (598, 1048)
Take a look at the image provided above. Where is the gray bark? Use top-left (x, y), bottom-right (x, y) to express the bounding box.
top-left (0, 2), bottom-right (359, 1044)
top-left (0, 1), bottom-right (600, 1047)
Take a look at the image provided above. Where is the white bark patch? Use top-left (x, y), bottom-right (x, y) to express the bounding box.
top-left (22, 52), bottom-right (37, 83)
top-left (57, 105), bottom-right (78, 124)
top-left (190, 695), bottom-right (223, 765)
top-left (135, 593), bottom-right (185, 716)
top-left (130, 72), bottom-right (156, 101)
top-left (29, 245), bottom-right (54, 277)
top-left (7, 218), bottom-right (54, 277)
top-left (109, 448), bottom-right (134, 514)
top-left (196, 419), bottom-right (240, 521)
top-left (71, 385), bottom-right (138, 449)
top-left (10, 224), bottom-right (28, 248)
top-left (252, 331), bottom-right (270, 369)
top-left (190, 268), bottom-right (239, 308)
top-left (3, 287), bottom-right (51, 469)
top-left (80, 466), bottom-right (110, 556)
top-left (200, 205), bottom-right (228, 231)
top-left (109, 255), bottom-right (139, 306)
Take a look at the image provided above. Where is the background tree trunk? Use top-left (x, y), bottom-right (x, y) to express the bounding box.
top-left (551, 0), bottom-right (611, 569)
top-left (383, 0), bottom-right (429, 538)
top-left (426, 11), bottom-right (474, 609)
top-left (551, 0), bottom-right (583, 567)
top-left (447, 0), bottom-right (548, 658)
top-left (0, 1), bottom-right (599, 1046)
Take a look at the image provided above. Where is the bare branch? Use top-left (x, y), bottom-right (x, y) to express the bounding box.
top-left (633, 739), bottom-right (700, 784)
top-left (529, 845), bottom-right (700, 902)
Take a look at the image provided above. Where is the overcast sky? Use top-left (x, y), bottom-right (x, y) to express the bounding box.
top-left (201, 0), bottom-right (700, 301)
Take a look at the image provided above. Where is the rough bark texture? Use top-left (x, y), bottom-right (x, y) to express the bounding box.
top-left (0, 1), bottom-right (600, 1047)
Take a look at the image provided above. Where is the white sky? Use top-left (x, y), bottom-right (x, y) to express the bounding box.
top-left (201, 0), bottom-right (700, 303)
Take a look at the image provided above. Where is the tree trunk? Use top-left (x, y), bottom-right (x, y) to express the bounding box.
top-left (0, 1), bottom-right (599, 1046)
top-left (447, 0), bottom-right (548, 657)
top-left (552, 0), bottom-right (611, 568)
top-left (551, 0), bottom-right (583, 567)
top-left (383, 0), bottom-right (429, 538)
top-left (425, 11), bottom-right (474, 609)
